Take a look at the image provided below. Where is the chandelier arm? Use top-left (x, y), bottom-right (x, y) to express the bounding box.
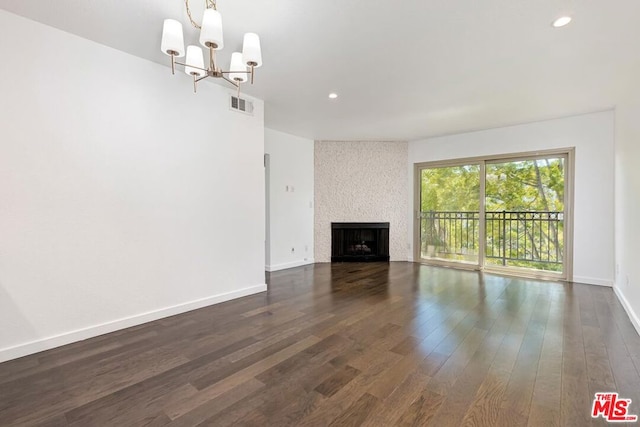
top-left (195, 75), bottom-right (210, 83)
top-left (219, 70), bottom-right (252, 74)
top-left (223, 75), bottom-right (241, 97)
top-left (221, 75), bottom-right (240, 87)
top-left (174, 61), bottom-right (209, 73)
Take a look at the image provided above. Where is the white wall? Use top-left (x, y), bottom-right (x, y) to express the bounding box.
top-left (408, 111), bottom-right (615, 287)
top-left (614, 98), bottom-right (640, 334)
top-left (315, 141), bottom-right (409, 262)
top-left (0, 10), bottom-right (266, 362)
top-left (264, 128), bottom-right (314, 271)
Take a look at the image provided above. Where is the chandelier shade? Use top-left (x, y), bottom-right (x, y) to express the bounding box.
top-left (185, 46), bottom-right (206, 77)
top-left (229, 52), bottom-right (248, 82)
top-left (199, 9), bottom-right (224, 50)
top-left (242, 33), bottom-right (262, 67)
top-left (161, 19), bottom-right (185, 57)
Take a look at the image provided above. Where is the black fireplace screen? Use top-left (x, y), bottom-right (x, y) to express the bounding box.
top-left (331, 222), bottom-right (390, 262)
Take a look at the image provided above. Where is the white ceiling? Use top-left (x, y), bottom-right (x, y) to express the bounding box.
top-left (1, 0), bottom-right (639, 141)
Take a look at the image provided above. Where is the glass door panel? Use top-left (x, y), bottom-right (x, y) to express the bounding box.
top-left (419, 164), bottom-right (480, 265)
top-left (484, 156), bottom-right (565, 274)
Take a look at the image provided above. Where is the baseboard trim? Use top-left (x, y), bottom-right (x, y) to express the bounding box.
top-left (572, 276), bottom-right (613, 287)
top-left (0, 284), bottom-right (267, 363)
top-left (266, 259), bottom-right (314, 272)
top-left (613, 285), bottom-right (640, 337)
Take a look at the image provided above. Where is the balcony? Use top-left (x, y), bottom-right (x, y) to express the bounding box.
top-left (420, 210), bottom-right (564, 272)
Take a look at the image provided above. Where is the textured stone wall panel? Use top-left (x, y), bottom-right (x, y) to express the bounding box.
top-left (314, 141), bottom-right (408, 262)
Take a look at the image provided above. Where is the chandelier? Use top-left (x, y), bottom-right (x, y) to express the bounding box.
top-left (160, 0), bottom-right (262, 94)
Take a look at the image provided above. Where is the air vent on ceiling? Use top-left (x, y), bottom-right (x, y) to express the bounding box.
top-left (230, 95), bottom-right (254, 115)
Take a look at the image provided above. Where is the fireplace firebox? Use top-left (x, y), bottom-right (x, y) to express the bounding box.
top-left (331, 222), bottom-right (390, 262)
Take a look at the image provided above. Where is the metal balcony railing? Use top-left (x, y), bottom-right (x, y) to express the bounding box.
top-left (420, 211), bottom-right (564, 269)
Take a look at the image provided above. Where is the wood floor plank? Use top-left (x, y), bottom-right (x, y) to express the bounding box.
top-left (365, 368), bottom-right (432, 426)
top-left (365, 349), bottom-right (428, 400)
top-left (527, 292), bottom-right (564, 427)
top-left (427, 305), bottom-right (512, 426)
top-left (461, 282), bottom-right (540, 426)
top-left (460, 368), bottom-right (510, 427)
top-left (263, 390), bottom-right (324, 426)
top-left (591, 286), bottom-right (640, 422)
top-left (329, 392), bottom-right (379, 426)
top-left (2, 344), bottom-right (190, 426)
top-left (1, 263), bottom-right (640, 426)
top-left (396, 389), bottom-right (446, 426)
top-left (426, 326), bottom-right (489, 397)
top-left (255, 333), bottom-right (352, 386)
top-left (297, 349), bottom-right (401, 426)
top-left (495, 290), bottom-right (549, 426)
top-left (560, 285), bottom-right (593, 427)
top-left (166, 378), bottom-right (265, 425)
top-left (165, 378), bottom-right (264, 422)
top-left (314, 364), bottom-right (361, 397)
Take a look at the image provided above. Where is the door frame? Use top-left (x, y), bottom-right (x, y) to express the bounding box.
top-left (413, 147), bottom-right (575, 282)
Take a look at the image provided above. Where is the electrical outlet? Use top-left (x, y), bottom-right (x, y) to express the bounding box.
top-left (305, 245), bottom-right (308, 252)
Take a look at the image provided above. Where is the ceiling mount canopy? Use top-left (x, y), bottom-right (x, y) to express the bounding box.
top-left (160, 0), bottom-right (262, 95)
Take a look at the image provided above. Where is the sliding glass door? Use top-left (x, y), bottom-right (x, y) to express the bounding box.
top-left (419, 164), bottom-right (481, 266)
top-left (485, 157), bottom-right (565, 273)
top-left (415, 150), bottom-right (572, 280)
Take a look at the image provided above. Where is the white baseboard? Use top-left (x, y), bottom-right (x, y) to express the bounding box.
top-left (572, 276), bottom-right (613, 287)
top-left (0, 284), bottom-right (267, 363)
top-left (266, 259), bottom-right (314, 272)
top-left (613, 285), bottom-right (640, 337)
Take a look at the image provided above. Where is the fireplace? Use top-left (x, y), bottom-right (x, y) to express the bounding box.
top-left (331, 222), bottom-right (390, 262)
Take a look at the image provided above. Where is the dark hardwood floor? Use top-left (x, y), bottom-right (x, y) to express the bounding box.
top-left (1, 262), bottom-right (640, 426)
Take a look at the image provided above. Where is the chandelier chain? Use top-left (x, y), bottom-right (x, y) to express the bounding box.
top-left (184, 0), bottom-right (216, 30)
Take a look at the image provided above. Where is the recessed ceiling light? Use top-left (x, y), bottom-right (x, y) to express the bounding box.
top-left (328, 93), bottom-right (338, 99)
top-left (552, 16), bottom-right (572, 28)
